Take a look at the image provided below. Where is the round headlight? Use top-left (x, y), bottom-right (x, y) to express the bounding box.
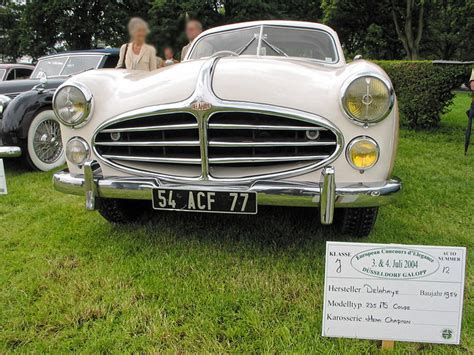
top-left (342, 75), bottom-right (393, 125)
top-left (53, 84), bottom-right (92, 127)
top-left (66, 137), bottom-right (90, 166)
top-left (346, 136), bottom-right (379, 170)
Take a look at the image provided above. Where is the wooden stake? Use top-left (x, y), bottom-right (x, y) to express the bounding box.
top-left (382, 340), bottom-right (395, 350)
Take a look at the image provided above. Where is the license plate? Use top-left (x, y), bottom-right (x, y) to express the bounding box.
top-left (152, 188), bottom-right (257, 214)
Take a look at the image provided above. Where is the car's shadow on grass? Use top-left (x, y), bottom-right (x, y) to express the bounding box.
top-left (106, 205), bottom-right (353, 257)
top-left (3, 158), bottom-right (28, 175)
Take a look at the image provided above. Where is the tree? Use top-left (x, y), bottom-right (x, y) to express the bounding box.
top-left (0, 1), bottom-right (25, 61)
top-left (390, 0), bottom-right (426, 60)
top-left (423, 0), bottom-right (474, 60)
top-left (16, 0), bottom-right (150, 59)
top-left (322, 0), bottom-right (402, 59)
top-left (17, 1), bottom-right (61, 60)
top-left (149, 0), bottom-right (323, 58)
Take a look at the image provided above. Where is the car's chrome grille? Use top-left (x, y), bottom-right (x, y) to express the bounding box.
top-left (94, 113), bottom-right (202, 177)
top-left (94, 111), bottom-right (340, 180)
top-left (207, 112), bottom-right (338, 178)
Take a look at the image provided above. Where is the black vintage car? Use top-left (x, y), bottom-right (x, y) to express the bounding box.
top-left (0, 49), bottom-right (119, 171)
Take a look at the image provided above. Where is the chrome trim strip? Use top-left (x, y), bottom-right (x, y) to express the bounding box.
top-left (83, 161), bottom-right (99, 211)
top-left (103, 155), bottom-right (201, 165)
top-left (320, 166), bottom-right (335, 224)
top-left (53, 170), bottom-right (402, 209)
top-left (101, 123), bottom-right (198, 133)
top-left (0, 146), bottom-right (22, 158)
top-left (95, 140), bottom-right (200, 147)
top-left (91, 57), bottom-right (344, 184)
top-left (209, 155), bottom-right (330, 164)
top-left (208, 123), bottom-right (328, 131)
top-left (208, 140), bottom-right (336, 147)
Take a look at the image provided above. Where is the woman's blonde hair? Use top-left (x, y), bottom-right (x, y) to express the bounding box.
top-left (128, 17), bottom-right (150, 36)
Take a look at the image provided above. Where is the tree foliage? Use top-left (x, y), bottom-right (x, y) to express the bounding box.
top-left (0, 1), bottom-right (25, 61)
top-left (0, 0), bottom-right (471, 61)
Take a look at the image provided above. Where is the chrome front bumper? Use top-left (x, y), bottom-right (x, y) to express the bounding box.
top-left (0, 146), bottom-right (21, 158)
top-left (53, 163), bottom-right (402, 225)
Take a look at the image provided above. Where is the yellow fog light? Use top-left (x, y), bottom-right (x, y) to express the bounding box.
top-left (346, 137), bottom-right (379, 170)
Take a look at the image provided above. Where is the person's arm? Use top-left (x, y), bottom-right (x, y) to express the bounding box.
top-left (116, 44), bottom-right (126, 69)
top-left (149, 46), bottom-right (157, 71)
top-left (470, 69), bottom-right (474, 91)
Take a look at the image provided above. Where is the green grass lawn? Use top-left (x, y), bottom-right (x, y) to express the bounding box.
top-left (1, 94), bottom-right (473, 353)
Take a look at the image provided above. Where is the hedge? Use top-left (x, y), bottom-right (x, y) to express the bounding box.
top-left (372, 61), bottom-right (472, 129)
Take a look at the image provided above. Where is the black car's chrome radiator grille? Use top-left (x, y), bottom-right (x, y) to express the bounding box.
top-left (94, 111), bottom-right (339, 179)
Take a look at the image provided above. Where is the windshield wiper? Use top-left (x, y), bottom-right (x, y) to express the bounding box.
top-left (261, 38), bottom-right (289, 57)
top-left (236, 36), bottom-right (257, 55)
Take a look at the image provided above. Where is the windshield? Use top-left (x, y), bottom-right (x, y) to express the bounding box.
top-left (0, 69), bottom-right (5, 80)
top-left (188, 25), bottom-right (338, 63)
top-left (31, 55), bottom-right (103, 79)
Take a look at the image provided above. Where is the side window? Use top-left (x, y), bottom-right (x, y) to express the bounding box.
top-left (6, 70), bottom-right (15, 81)
top-left (15, 68), bottom-right (33, 79)
top-left (102, 55), bottom-right (119, 68)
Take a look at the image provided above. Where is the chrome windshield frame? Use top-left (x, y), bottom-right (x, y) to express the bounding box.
top-left (187, 24), bottom-right (340, 65)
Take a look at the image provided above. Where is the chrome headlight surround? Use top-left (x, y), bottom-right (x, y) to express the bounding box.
top-left (346, 136), bottom-right (380, 171)
top-left (340, 73), bottom-right (395, 127)
top-left (0, 95), bottom-right (12, 114)
top-left (53, 83), bottom-right (93, 128)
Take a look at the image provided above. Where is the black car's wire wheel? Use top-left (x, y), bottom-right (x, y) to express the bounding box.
top-left (26, 109), bottom-right (65, 171)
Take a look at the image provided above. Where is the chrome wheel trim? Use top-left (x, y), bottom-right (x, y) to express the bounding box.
top-left (32, 118), bottom-right (63, 164)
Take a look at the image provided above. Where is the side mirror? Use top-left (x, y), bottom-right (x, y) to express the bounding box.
top-left (353, 54), bottom-right (363, 61)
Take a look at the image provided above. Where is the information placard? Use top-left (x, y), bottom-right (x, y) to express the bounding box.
top-left (0, 159), bottom-right (7, 195)
top-left (323, 242), bottom-right (466, 344)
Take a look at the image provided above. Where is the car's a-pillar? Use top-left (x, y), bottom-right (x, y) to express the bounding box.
top-left (320, 166), bottom-right (336, 225)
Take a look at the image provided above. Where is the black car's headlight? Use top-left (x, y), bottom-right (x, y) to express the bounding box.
top-left (0, 95), bottom-right (12, 114)
top-left (341, 75), bottom-right (394, 126)
top-left (53, 84), bottom-right (92, 127)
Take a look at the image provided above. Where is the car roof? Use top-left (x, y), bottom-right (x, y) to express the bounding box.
top-left (37, 48), bottom-right (120, 61)
top-left (0, 63), bottom-right (35, 70)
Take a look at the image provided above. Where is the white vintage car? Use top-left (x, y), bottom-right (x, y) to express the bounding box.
top-left (52, 21), bottom-right (401, 237)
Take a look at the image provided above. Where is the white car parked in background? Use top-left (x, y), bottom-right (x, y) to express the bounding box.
top-left (52, 21), bottom-right (401, 237)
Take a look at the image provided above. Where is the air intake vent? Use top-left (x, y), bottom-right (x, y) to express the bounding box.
top-left (93, 110), bottom-right (340, 180)
top-left (94, 112), bottom-right (201, 178)
top-left (207, 112), bottom-right (338, 178)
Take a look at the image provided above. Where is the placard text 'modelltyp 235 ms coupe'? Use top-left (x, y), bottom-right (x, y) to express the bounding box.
top-left (52, 21), bottom-right (402, 237)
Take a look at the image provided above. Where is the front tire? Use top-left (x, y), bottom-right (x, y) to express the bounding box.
top-left (338, 207), bottom-right (379, 238)
top-left (26, 109), bottom-right (65, 171)
top-left (98, 199), bottom-right (147, 224)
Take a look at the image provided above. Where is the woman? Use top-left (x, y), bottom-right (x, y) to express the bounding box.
top-left (117, 17), bottom-right (157, 71)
